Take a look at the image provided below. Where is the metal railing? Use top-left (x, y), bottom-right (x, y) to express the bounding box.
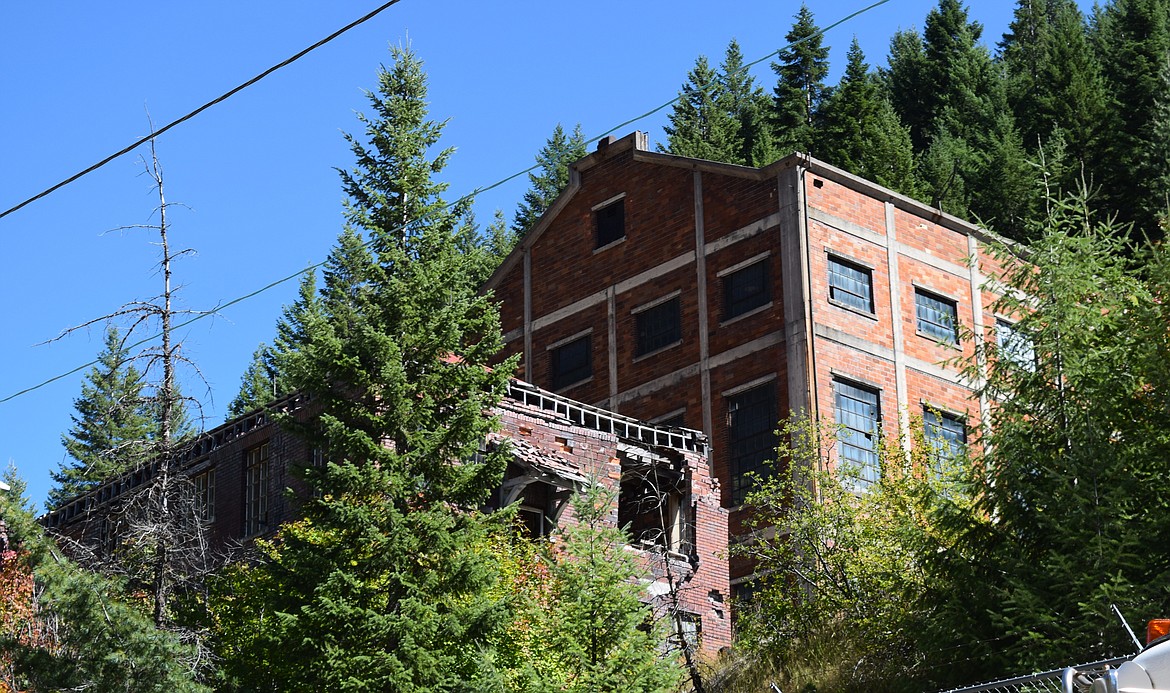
top-left (936, 657), bottom-right (1129, 693)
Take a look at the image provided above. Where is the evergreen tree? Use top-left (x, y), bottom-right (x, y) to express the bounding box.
top-left (661, 55), bottom-right (742, 163)
top-left (0, 470), bottom-right (206, 691)
top-left (513, 124), bottom-right (587, 237)
top-left (771, 5), bottom-right (830, 156)
top-left (50, 325), bottom-right (153, 509)
top-left (1093, 0), bottom-right (1170, 238)
top-left (941, 192), bottom-right (1170, 673)
top-left (519, 484), bottom-right (683, 692)
top-left (225, 343), bottom-right (279, 418)
top-left (815, 39), bottom-right (918, 196)
top-left (721, 39), bottom-right (778, 166)
top-left (211, 44), bottom-right (518, 691)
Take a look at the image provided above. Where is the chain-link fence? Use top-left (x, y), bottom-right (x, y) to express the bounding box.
top-left (935, 657), bottom-right (1130, 693)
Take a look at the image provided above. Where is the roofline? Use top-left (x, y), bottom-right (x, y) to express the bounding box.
top-left (483, 133), bottom-right (1020, 295)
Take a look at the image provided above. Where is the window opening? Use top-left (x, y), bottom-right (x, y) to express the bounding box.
top-left (619, 461), bottom-right (688, 554)
top-left (834, 380), bottom-right (880, 489)
top-left (828, 255), bottom-right (874, 313)
top-left (723, 259), bottom-right (771, 320)
top-left (915, 289), bottom-right (958, 344)
top-left (635, 297), bottom-right (681, 356)
top-left (550, 335), bottom-right (591, 390)
top-left (728, 382), bottom-right (778, 505)
top-left (595, 198), bottom-right (626, 248)
top-left (244, 441), bottom-right (270, 537)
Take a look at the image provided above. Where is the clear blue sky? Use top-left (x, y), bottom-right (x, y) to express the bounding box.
top-left (0, 1), bottom-right (1087, 510)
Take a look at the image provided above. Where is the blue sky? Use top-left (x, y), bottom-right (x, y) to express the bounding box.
top-left (0, 1), bottom-right (1086, 510)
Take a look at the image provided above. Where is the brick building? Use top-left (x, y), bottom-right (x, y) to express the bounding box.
top-left (484, 131), bottom-right (1012, 586)
top-left (42, 379), bottom-right (732, 652)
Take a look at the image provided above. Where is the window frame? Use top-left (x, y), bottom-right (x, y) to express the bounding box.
top-left (244, 442), bottom-right (270, 537)
top-left (923, 407), bottom-right (967, 474)
top-left (549, 333), bottom-right (592, 390)
top-left (633, 294), bottom-right (682, 358)
top-left (193, 469), bottom-right (215, 524)
top-left (721, 256), bottom-right (772, 321)
top-left (995, 318), bottom-right (1036, 371)
top-left (727, 380), bottom-right (779, 506)
top-left (593, 195), bottom-right (626, 249)
top-left (827, 254), bottom-right (876, 315)
top-left (914, 287), bottom-right (959, 345)
top-left (834, 379), bottom-right (881, 490)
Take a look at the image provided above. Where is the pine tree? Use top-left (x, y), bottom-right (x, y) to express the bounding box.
top-left (50, 326), bottom-right (153, 509)
top-left (815, 39), bottom-right (918, 196)
top-left (212, 44), bottom-right (518, 691)
top-left (513, 123), bottom-right (587, 237)
top-left (771, 5), bottom-right (830, 156)
top-left (661, 55), bottom-right (742, 163)
top-left (520, 484), bottom-right (683, 692)
top-left (721, 39), bottom-right (778, 166)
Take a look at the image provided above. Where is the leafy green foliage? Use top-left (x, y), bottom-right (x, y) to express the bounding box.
top-left (51, 326), bottom-right (154, 509)
top-left (513, 483), bottom-right (683, 692)
top-left (734, 419), bottom-right (968, 692)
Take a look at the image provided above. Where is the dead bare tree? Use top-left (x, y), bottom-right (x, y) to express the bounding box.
top-left (46, 129), bottom-right (217, 674)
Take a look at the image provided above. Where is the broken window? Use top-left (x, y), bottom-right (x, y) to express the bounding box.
top-left (619, 459), bottom-right (689, 555)
top-left (244, 441), bottom-right (270, 537)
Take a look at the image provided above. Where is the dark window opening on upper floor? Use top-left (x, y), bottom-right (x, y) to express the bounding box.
top-left (550, 335), bottom-right (591, 390)
top-left (723, 258), bottom-right (771, 320)
top-left (595, 198), bottom-right (626, 248)
top-left (244, 441), bottom-right (271, 537)
top-left (828, 255), bottom-right (874, 314)
top-left (635, 296), bottom-right (682, 357)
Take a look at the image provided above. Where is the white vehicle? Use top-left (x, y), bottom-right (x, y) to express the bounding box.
top-left (1065, 620), bottom-right (1170, 693)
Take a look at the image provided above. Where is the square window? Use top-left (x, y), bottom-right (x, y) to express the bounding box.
top-left (595, 198), bottom-right (625, 248)
top-left (619, 461), bottom-right (688, 554)
top-left (244, 442), bottom-right (270, 537)
top-left (728, 383), bottom-right (778, 505)
top-left (834, 380), bottom-right (880, 489)
top-left (828, 256), bottom-right (874, 313)
top-left (635, 297), bottom-right (681, 357)
top-left (915, 289), bottom-right (958, 344)
top-left (723, 259), bottom-right (771, 320)
top-left (923, 408), bottom-right (966, 474)
top-left (550, 335), bottom-right (591, 390)
top-left (996, 319), bottom-right (1035, 371)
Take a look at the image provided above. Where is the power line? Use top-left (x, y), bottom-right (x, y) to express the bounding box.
top-left (0, 0), bottom-right (407, 223)
top-left (0, 0), bottom-right (892, 405)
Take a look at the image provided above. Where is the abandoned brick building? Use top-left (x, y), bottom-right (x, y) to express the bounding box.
top-left (484, 131), bottom-right (1012, 586)
top-left (42, 379), bottom-right (732, 653)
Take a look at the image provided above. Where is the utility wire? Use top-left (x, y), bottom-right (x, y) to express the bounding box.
top-left (0, 0), bottom-right (406, 222)
top-left (0, 0), bottom-right (892, 405)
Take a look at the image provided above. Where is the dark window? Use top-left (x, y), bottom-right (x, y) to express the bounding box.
top-left (668, 612), bottom-right (702, 655)
top-left (728, 383), bottom-right (778, 505)
top-left (635, 297), bottom-right (681, 356)
top-left (996, 319), bottom-right (1036, 371)
top-left (194, 470), bottom-right (215, 523)
top-left (595, 198), bottom-right (625, 248)
top-left (550, 335), bottom-right (591, 390)
top-left (723, 259), bottom-right (771, 320)
top-left (834, 380), bottom-right (880, 489)
top-left (244, 442), bottom-right (270, 536)
top-left (924, 408), bottom-right (966, 474)
top-left (654, 412), bottom-right (686, 428)
top-left (828, 256), bottom-right (874, 313)
top-left (915, 289), bottom-right (958, 344)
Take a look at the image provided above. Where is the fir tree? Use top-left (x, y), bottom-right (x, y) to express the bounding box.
top-left (721, 39), bottom-right (778, 166)
top-left (815, 39), bottom-right (918, 196)
top-left (225, 343), bottom-right (279, 419)
top-left (771, 5), bottom-right (830, 156)
top-left (50, 325), bottom-right (153, 509)
top-left (1093, 0), bottom-right (1170, 238)
top-left (520, 483), bottom-right (683, 692)
top-left (661, 55), bottom-right (742, 163)
top-left (212, 44), bottom-right (518, 691)
top-left (513, 123), bottom-right (587, 237)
